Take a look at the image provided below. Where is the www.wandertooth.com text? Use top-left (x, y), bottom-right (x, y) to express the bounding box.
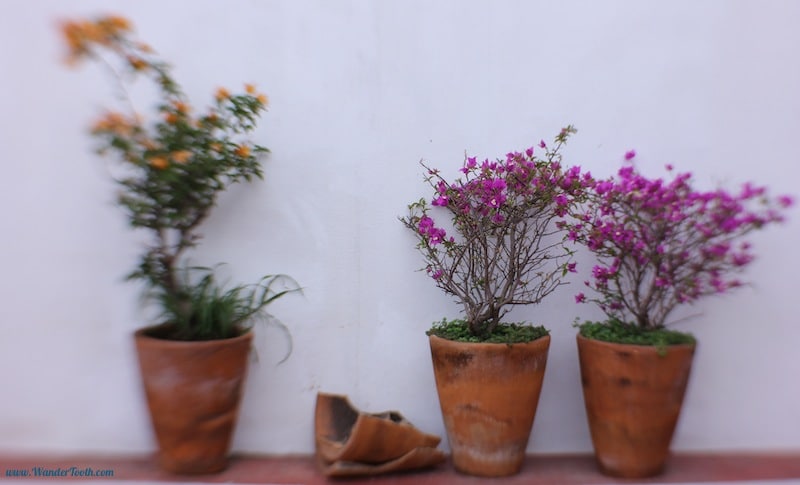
top-left (5, 466), bottom-right (115, 478)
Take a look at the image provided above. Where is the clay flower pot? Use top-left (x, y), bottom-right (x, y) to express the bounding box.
top-left (577, 333), bottom-right (696, 478)
top-left (134, 325), bottom-right (252, 474)
top-left (314, 393), bottom-right (445, 477)
top-left (429, 334), bottom-right (550, 477)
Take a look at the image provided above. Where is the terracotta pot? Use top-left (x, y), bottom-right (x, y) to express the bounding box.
top-left (314, 392), bottom-right (445, 476)
top-left (134, 325), bottom-right (252, 474)
top-left (314, 392), bottom-right (442, 464)
top-left (429, 334), bottom-right (550, 477)
top-left (576, 333), bottom-right (696, 478)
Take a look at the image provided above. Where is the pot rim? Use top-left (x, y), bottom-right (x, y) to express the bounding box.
top-left (134, 323), bottom-right (253, 347)
top-left (428, 332), bottom-right (551, 349)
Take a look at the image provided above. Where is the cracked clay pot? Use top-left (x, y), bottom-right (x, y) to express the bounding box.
top-left (134, 325), bottom-right (252, 474)
top-left (577, 333), bottom-right (695, 478)
top-left (428, 334), bottom-right (550, 477)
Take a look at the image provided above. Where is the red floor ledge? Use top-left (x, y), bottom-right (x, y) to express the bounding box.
top-left (1, 452), bottom-right (799, 484)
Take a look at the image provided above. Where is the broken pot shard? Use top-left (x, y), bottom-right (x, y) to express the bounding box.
top-left (314, 392), bottom-right (444, 474)
top-left (319, 447), bottom-right (446, 478)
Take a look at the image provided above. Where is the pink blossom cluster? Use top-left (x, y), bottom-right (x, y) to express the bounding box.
top-left (419, 144), bottom-right (593, 247)
top-left (567, 153), bottom-right (793, 329)
top-left (417, 214), bottom-right (450, 246)
top-left (402, 127), bottom-right (590, 333)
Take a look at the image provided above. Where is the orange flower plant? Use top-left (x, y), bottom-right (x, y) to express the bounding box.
top-left (62, 15), bottom-right (297, 341)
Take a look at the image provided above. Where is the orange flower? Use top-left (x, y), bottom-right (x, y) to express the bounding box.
top-left (79, 20), bottom-right (103, 43)
top-left (245, 83), bottom-right (256, 95)
top-left (91, 111), bottom-right (133, 135)
top-left (215, 87), bottom-right (230, 102)
top-left (60, 21), bottom-right (82, 47)
top-left (257, 94), bottom-right (269, 106)
top-left (234, 145), bottom-right (251, 158)
top-left (149, 156), bottom-right (168, 170)
top-left (127, 55), bottom-right (148, 71)
top-left (60, 16), bottom-right (131, 63)
top-left (60, 21), bottom-right (90, 62)
top-left (90, 116), bottom-right (110, 133)
top-left (102, 15), bottom-right (131, 33)
top-left (172, 101), bottom-right (189, 114)
top-left (84, 19), bottom-right (115, 47)
top-left (171, 150), bottom-right (192, 164)
top-left (164, 112), bottom-right (179, 124)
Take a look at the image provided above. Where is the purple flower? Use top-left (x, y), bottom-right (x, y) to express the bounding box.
top-left (740, 182), bottom-right (765, 199)
top-left (595, 180), bottom-right (613, 195)
top-left (706, 243), bottom-right (730, 258)
top-left (432, 195), bottom-right (448, 206)
top-left (592, 265), bottom-right (611, 283)
top-left (617, 165), bottom-right (634, 178)
top-left (490, 178), bottom-right (507, 191)
top-left (461, 157), bottom-right (477, 174)
top-left (417, 215), bottom-right (448, 246)
top-left (428, 227), bottom-right (447, 245)
top-left (567, 160), bottom-right (792, 330)
top-left (417, 215), bottom-right (434, 234)
top-left (405, 129), bottom-right (781, 334)
top-left (732, 253), bottom-right (753, 267)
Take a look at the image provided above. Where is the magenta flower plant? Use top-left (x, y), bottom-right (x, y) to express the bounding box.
top-left (566, 153), bottom-right (793, 331)
top-left (402, 127), bottom-right (593, 338)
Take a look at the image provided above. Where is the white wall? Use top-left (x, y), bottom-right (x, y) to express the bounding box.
top-left (1, 0), bottom-right (798, 455)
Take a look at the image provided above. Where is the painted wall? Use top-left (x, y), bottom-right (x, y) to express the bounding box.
top-left (1, 0), bottom-right (798, 455)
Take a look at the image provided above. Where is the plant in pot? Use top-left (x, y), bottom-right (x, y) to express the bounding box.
top-left (61, 16), bottom-right (299, 474)
top-left (401, 127), bottom-right (592, 477)
top-left (565, 152), bottom-right (793, 478)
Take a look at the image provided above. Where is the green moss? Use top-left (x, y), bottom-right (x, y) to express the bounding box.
top-left (578, 318), bottom-right (696, 347)
top-left (426, 318), bottom-right (549, 344)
